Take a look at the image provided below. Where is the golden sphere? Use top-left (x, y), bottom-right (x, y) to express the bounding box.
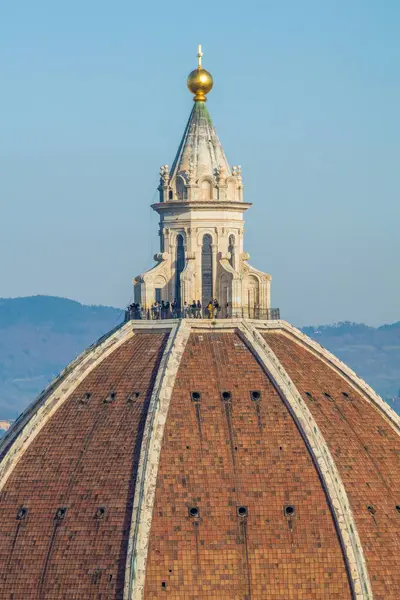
top-left (187, 68), bottom-right (213, 101)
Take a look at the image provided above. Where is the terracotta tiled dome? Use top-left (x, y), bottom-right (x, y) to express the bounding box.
top-left (0, 319), bottom-right (399, 600)
top-left (2, 48), bottom-right (399, 600)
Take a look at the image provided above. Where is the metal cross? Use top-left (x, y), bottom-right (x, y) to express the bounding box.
top-left (197, 44), bottom-right (203, 68)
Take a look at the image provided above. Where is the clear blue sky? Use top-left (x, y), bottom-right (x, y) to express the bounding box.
top-left (1, 1), bottom-right (399, 325)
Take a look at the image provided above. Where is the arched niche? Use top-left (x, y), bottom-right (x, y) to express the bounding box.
top-left (243, 274), bottom-right (260, 318)
top-left (196, 229), bottom-right (216, 247)
top-left (176, 176), bottom-right (186, 201)
top-left (200, 178), bottom-right (213, 200)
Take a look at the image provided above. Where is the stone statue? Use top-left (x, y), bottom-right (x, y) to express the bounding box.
top-left (160, 165), bottom-right (169, 186)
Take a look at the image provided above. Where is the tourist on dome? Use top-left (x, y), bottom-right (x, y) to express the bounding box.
top-left (183, 302), bottom-right (190, 318)
top-left (213, 299), bottom-right (220, 318)
top-left (196, 300), bottom-right (202, 318)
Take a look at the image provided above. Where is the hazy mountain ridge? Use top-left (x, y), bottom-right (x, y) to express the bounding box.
top-left (0, 296), bottom-right (399, 425)
top-left (0, 296), bottom-right (123, 420)
top-left (303, 321), bottom-right (400, 415)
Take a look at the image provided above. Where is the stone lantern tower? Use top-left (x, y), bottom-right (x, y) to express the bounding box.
top-left (133, 46), bottom-right (271, 317)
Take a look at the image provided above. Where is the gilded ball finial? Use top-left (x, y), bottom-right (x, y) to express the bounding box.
top-left (187, 44), bottom-right (213, 102)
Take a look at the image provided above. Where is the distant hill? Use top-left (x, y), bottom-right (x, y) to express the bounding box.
top-left (303, 322), bottom-right (400, 415)
top-left (0, 296), bottom-right (123, 420)
top-left (0, 296), bottom-right (398, 424)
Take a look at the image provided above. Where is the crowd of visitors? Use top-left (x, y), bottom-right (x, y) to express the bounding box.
top-left (126, 298), bottom-right (225, 320)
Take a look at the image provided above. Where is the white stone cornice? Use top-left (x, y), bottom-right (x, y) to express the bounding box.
top-left (124, 319), bottom-right (191, 600)
top-left (237, 319), bottom-right (374, 600)
top-left (151, 200), bottom-right (252, 213)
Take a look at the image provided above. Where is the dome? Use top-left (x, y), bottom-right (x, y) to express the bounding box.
top-left (1, 46), bottom-right (399, 600)
top-left (0, 318), bottom-right (399, 599)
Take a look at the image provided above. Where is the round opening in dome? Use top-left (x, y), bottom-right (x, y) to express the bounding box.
top-left (250, 391), bottom-right (261, 401)
top-left (189, 507), bottom-right (199, 518)
top-left (284, 505), bottom-right (295, 517)
top-left (95, 506), bottom-right (106, 520)
top-left (191, 391), bottom-right (201, 402)
top-left (237, 506), bottom-right (248, 517)
top-left (80, 392), bottom-right (91, 404)
top-left (16, 506), bottom-right (28, 521)
top-left (221, 391), bottom-right (232, 401)
top-left (55, 507), bottom-right (67, 521)
top-left (104, 391), bottom-right (116, 404)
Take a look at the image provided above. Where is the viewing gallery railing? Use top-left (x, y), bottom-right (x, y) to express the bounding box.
top-left (125, 306), bottom-right (280, 321)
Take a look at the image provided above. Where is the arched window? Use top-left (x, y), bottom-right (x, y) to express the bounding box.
top-left (176, 235), bottom-right (185, 307)
top-left (228, 234), bottom-right (235, 269)
top-left (176, 177), bottom-right (186, 201)
top-left (202, 234), bottom-right (213, 309)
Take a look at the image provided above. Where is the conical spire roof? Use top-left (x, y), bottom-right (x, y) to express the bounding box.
top-left (169, 101), bottom-right (231, 182)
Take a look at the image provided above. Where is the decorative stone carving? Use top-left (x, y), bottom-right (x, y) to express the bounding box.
top-left (159, 165), bottom-right (169, 186)
top-left (232, 165), bottom-right (242, 178)
top-left (215, 164), bottom-right (226, 185)
top-left (153, 252), bottom-right (169, 262)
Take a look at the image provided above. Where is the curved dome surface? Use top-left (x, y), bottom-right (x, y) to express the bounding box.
top-left (0, 319), bottom-right (399, 600)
